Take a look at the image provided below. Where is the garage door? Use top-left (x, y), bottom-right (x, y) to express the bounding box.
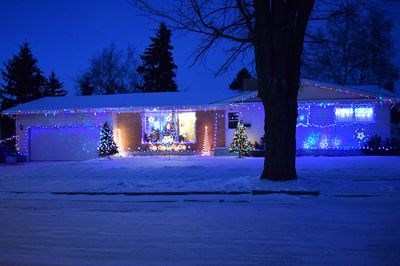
top-left (29, 127), bottom-right (101, 161)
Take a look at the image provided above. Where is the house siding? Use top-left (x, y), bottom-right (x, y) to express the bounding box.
top-left (16, 112), bottom-right (113, 158)
top-left (225, 102), bottom-right (390, 151)
top-left (225, 104), bottom-right (265, 146)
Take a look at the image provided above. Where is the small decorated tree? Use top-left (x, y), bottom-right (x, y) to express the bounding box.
top-left (97, 122), bottom-right (118, 157)
top-left (230, 121), bottom-right (252, 158)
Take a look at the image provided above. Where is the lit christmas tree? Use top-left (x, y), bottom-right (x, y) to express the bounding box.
top-left (97, 122), bottom-right (119, 157)
top-left (161, 115), bottom-right (177, 141)
top-left (201, 126), bottom-right (211, 156)
top-left (230, 121), bottom-right (252, 158)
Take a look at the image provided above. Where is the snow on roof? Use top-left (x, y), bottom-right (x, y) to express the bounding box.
top-left (348, 84), bottom-right (399, 98)
top-left (299, 79), bottom-right (400, 101)
top-left (2, 90), bottom-right (252, 114)
top-left (2, 80), bottom-right (399, 115)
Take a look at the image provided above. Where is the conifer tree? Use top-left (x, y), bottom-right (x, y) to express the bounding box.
top-left (44, 71), bottom-right (67, 96)
top-left (229, 121), bottom-right (252, 158)
top-left (97, 122), bottom-right (119, 157)
top-left (0, 42), bottom-right (45, 141)
top-left (78, 75), bottom-right (95, 96)
top-left (137, 23), bottom-right (178, 92)
top-left (229, 67), bottom-right (253, 90)
top-left (0, 42), bottom-right (45, 110)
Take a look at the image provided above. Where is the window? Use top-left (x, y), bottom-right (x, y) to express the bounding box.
top-left (228, 112), bottom-right (239, 129)
top-left (142, 111), bottom-right (196, 144)
top-left (178, 112), bottom-right (196, 142)
top-left (354, 107), bottom-right (374, 123)
top-left (335, 107), bottom-right (353, 124)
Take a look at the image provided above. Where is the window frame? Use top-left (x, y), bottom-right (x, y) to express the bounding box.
top-left (142, 111), bottom-right (197, 144)
top-left (228, 112), bottom-right (239, 129)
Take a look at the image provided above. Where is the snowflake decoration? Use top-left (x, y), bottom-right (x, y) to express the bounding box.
top-left (354, 128), bottom-right (368, 142)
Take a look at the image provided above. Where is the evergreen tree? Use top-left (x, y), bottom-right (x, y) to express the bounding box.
top-left (97, 122), bottom-right (119, 157)
top-left (0, 42), bottom-right (45, 110)
top-left (0, 42), bottom-right (45, 141)
top-left (137, 23), bottom-right (178, 92)
top-left (229, 121), bottom-right (253, 158)
top-left (78, 74), bottom-right (95, 96)
top-left (229, 67), bottom-right (253, 90)
top-left (44, 71), bottom-right (67, 96)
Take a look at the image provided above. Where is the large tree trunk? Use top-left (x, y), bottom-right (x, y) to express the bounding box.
top-left (254, 1), bottom-right (314, 180)
top-left (261, 79), bottom-right (298, 180)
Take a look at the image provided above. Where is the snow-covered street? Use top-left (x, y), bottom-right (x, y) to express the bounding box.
top-left (1, 194), bottom-right (399, 265)
top-left (0, 156), bottom-right (400, 265)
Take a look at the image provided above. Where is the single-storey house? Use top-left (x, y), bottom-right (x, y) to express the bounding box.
top-left (2, 80), bottom-right (399, 161)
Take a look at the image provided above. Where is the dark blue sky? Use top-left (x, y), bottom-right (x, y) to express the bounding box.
top-left (0, 0), bottom-right (245, 95)
top-left (1, 0), bottom-right (399, 95)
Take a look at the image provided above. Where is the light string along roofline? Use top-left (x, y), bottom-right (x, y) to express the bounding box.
top-left (0, 135), bottom-right (17, 144)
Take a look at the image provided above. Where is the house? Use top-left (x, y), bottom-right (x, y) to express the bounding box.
top-left (2, 80), bottom-right (399, 161)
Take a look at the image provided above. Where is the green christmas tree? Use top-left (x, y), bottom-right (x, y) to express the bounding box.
top-left (97, 122), bottom-right (119, 157)
top-left (229, 121), bottom-right (253, 158)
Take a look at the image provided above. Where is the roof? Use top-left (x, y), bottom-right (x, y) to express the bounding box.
top-left (1, 90), bottom-right (254, 115)
top-left (232, 80), bottom-right (400, 103)
top-left (300, 79), bottom-right (400, 100)
top-left (2, 80), bottom-right (399, 115)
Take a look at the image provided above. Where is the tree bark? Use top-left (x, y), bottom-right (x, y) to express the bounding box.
top-left (261, 79), bottom-right (298, 180)
top-left (254, 0), bottom-right (314, 180)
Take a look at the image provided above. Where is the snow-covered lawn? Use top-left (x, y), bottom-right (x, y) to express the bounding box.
top-left (1, 156), bottom-right (399, 265)
top-left (1, 156), bottom-right (399, 196)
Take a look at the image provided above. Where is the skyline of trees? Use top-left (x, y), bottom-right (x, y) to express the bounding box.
top-left (302, 4), bottom-right (399, 91)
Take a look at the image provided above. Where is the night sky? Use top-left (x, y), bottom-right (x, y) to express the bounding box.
top-left (0, 0), bottom-right (399, 95)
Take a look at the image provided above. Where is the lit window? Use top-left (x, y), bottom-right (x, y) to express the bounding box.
top-left (178, 112), bottom-right (196, 142)
top-left (142, 111), bottom-right (196, 144)
top-left (354, 107), bottom-right (374, 123)
top-left (143, 112), bottom-right (177, 144)
top-left (335, 107), bottom-right (353, 123)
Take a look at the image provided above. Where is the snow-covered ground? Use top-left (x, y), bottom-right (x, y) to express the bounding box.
top-left (0, 156), bottom-right (399, 196)
top-left (1, 156), bottom-right (399, 265)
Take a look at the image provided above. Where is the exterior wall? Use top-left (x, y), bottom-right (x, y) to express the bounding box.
top-left (114, 110), bottom-right (226, 153)
top-left (225, 104), bottom-right (265, 146)
top-left (15, 100), bottom-right (390, 160)
top-left (16, 112), bottom-right (113, 158)
top-left (193, 110), bottom-right (225, 152)
top-left (225, 102), bottom-right (391, 151)
top-left (114, 112), bottom-right (142, 153)
top-left (296, 103), bottom-right (390, 150)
